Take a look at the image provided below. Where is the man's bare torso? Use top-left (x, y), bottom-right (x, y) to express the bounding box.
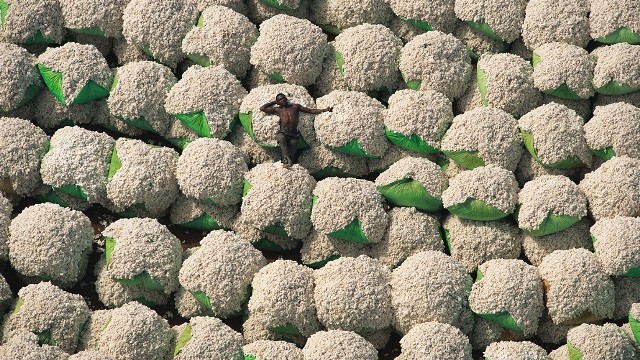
top-left (272, 104), bottom-right (302, 135)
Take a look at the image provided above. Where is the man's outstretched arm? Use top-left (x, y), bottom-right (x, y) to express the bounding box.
top-left (299, 105), bottom-right (333, 114)
top-left (260, 101), bottom-right (278, 114)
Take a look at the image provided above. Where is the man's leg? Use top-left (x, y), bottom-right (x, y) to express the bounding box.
top-left (276, 132), bottom-right (290, 164)
top-left (288, 137), bottom-right (299, 164)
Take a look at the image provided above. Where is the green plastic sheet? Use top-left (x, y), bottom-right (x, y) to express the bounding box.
top-left (385, 128), bottom-right (438, 154)
top-left (251, 238), bottom-right (286, 252)
top-left (34, 189), bottom-right (70, 208)
top-left (38, 64), bottom-right (66, 104)
top-left (398, 17), bottom-right (433, 32)
top-left (174, 110), bottom-right (212, 137)
top-left (262, 221), bottom-right (289, 237)
top-left (115, 115), bottom-right (156, 133)
top-left (520, 213), bottom-right (581, 237)
top-left (629, 312), bottom-right (640, 344)
top-left (477, 311), bottom-right (522, 333)
top-left (173, 324), bottom-right (192, 357)
top-left (311, 166), bottom-right (352, 179)
top-left (442, 150), bottom-right (485, 169)
top-left (24, 31), bottom-right (57, 45)
top-left (567, 342), bottom-right (583, 360)
top-left (108, 148), bottom-right (121, 180)
top-left (239, 112), bottom-right (275, 148)
top-left (477, 66), bottom-right (489, 106)
top-left (318, 23), bottom-right (341, 35)
top-left (187, 53), bottom-right (212, 67)
top-left (447, 198), bottom-right (509, 221)
top-left (377, 178), bottom-right (443, 212)
top-left (467, 21), bottom-right (503, 42)
top-left (190, 290), bottom-right (213, 311)
top-left (306, 254), bottom-right (340, 269)
top-left (268, 72), bottom-right (286, 83)
top-left (405, 79), bottom-right (421, 91)
top-left (37, 64), bottom-right (109, 105)
top-left (332, 138), bottom-right (381, 158)
top-left (0, 0), bottom-right (8, 31)
top-left (327, 217), bottom-right (371, 244)
top-left (114, 270), bottom-right (164, 291)
top-left (167, 137), bottom-right (193, 150)
top-left (13, 83), bottom-right (42, 110)
top-left (242, 179), bottom-right (252, 197)
top-left (35, 329), bottom-right (56, 346)
top-left (590, 146), bottom-right (615, 160)
top-left (69, 26), bottom-right (105, 36)
top-left (595, 80), bottom-right (640, 96)
top-left (260, 0), bottom-right (291, 10)
top-left (521, 130), bottom-right (584, 169)
top-left (269, 322), bottom-right (303, 337)
top-left (335, 50), bottom-right (345, 76)
top-left (105, 237), bottom-right (115, 265)
top-left (597, 27), bottom-right (640, 45)
top-left (55, 184), bottom-right (88, 201)
top-left (178, 214), bottom-right (224, 231)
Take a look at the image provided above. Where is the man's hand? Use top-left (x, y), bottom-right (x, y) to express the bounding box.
top-left (325, 107), bottom-right (333, 112)
top-left (260, 101), bottom-right (278, 114)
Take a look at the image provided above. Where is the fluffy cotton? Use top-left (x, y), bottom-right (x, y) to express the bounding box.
top-left (32, 91), bottom-right (95, 130)
top-left (59, 0), bottom-right (128, 37)
top-left (399, 31), bottom-right (472, 100)
top-left (1, 282), bottom-right (90, 353)
top-left (165, 66), bottom-right (247, 139)
top-left (515, 151), bottom-right (578, 186)
top-left (232, 212), bottom-right (300, 251)
top-left (37, 42), bottom-right (113, 105)
top-left (592, 43), bottom-right (640, 94)
top-left (245, 0), bottom-right (310, 25)
top-left (391, 251), bottom-right (473, 334)
top-left (105, 138), bottom-right (179, 218)
top-left (122, 0), bottom-right (199, 68)
top-left (567, 323), bottom-right (637, 359)
top-left (592, 216), bottom-right (640, 276)
top-left (181, 6), bottom-right (257, 78)
top-left (396, 322), bottom-right (472, 360)
top-left (522, 219), bottom-right (593, 267)
top-left (484, 341), bottom-right (550, 360)
top-left (40, 126), bottom-right (115, 205)
top-left (173, 317), bottom-right (245, 360)
top-left (302, 330), bottom-right (377, 360)
top-left (519, 103), bottom-right (592, 168)
top-left (9, 203), bottom-right (93, 287)
top-left (108, 61), bottom-right (177, 135)
top-left (250, 15), bottom-right (326, 86)
top-left (440, 107), bottom-right (522, 171)
top-left (227, 124), bottom-right (282, 166)
top-left (178, 230), bottom-right (266, 318)
top-left (539, 248), bottom-right (615, 324)
top-left (579, 157), bottom-right (640, 220)
top-left (297, 144), bottom-right (370, 178)
top-left (314, 256), bottom-right (392, 334)
top-left (311, 177), bottom-right (388, 244)
top-left (585, 103), bottom-right (640, 159)
top-left (442, 215), bottom-right (522, 273)
top-left (0, 193), bottom-right (12, 261)
top-left (300, 230), bottom-right (370, 268)
top-left (0, 43), bottom-right (42, 112)
top-left (453, 23), bottom-right (508, 60)
top-left (0, 331), bottom-right (69, 360)
top-left (176, 138), bottom-right (247, 206)
top-left (454, 0), bottom-right (527, 43)
top-left (532, 42), bottom-right (595, 99)
top-left (384, 90), bottom-right (453, 153)
top-left (243, 340), bottom-right (303, 360)
top-left (333, 24), bottom-right (403, 92)
top-left (309, 0), bottom-right (391, 33)
top-left (0, 0), bottom-right (65, 44)
top-left (521, 0), bottom-right (590, 50)
top-left (517, 175), bottom-right (588, 234)
top-left (476, 53), bottom-right (542, 118)
top-left (79, 302), bottom-right (173, 360)
top-left (239, 83), bottom-right (316, 147)
top-left (387, 0), bottom-right (458, 33)
top-left (590, 0), bottom-right (640, 43)
top-left (469, 259), bottom-right (544, 336)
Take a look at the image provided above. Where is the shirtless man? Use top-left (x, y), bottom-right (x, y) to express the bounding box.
top-left (260, 93), bottom-right (332, 167)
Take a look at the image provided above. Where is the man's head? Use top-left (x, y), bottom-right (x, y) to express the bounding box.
top-left (276, 93), bottom-right (288, 106)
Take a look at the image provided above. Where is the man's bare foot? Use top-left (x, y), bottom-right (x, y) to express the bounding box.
top-left (282, 163), bottom-right (291, 169)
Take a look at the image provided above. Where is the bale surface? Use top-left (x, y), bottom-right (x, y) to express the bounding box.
top-left (396, 321), bottom-right (472, 360)
top-left (567, 323), bottom-right (637, 359)
top-left (522, 219), bottom-right (593, 267)
top-left (584, 102), bottom-right (640, 159)
top-left (483, 341), bottom-right (549, 360)
top-left (243, 340), bottom-right (303, 360)
top-left (0, 0), bottom-right (65, 44)
top-left (387, 0), bottom-right (458, 33)
top-left (592, 216), bottom-right (640, 276)
top-left (59, 0), bottom-right (128, 37)
top-left (0, 331), bottom-right (69, 360)
top-left (521, 0), bottom-right (590, 50)
top-left (309, 0), bottom-right (392, 33)
top-left (300, 230), bottom-right (370, 268)
top-left (173, 316), bottom-right (245, 360)
top-left (302, 330), bottom-right (377, 360)
top-left (532, 42), bottom-right (595, 99)
top-left (170, 194), bottom-right (238, 230)
top-left (454, 0), bottom-right (527, 43)
top-left (0, 43), bottom-right (42, 112)
top-left (592, 43), bottom-right (640, 95)
top-left (590, 0), bottom-right (640, 43)
top-left (0, 194), bottom-right (12, 261)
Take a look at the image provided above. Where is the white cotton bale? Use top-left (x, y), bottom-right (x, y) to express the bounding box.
top-left (396, 322), bottom-right (472, 360)
top-left (476, 53), bottom-right (542, 118)
top-left (0, 117), bottom-right (49, 196)
top-left (567, 323), bottom-right (637, 359)
top-left (1, 282), bottom-right (90, 354)
top-left (243, 340), bottom-right (303, 360)
top-left (590, 0), bottom-right (640, 44)
top-left (245, 0), bottom-right (309, 25)
top-left (313, 255), bottom-right (392, 335)
top-left (399, 31), bottom-right (472, 100)
top-left (78, 302), bottom-right (173, 360)
top-left (112, 37), bottom-right (151, 66)
top-left (579, 156), bottom-right (640, 220)
top-left (181, 6), bottom-right (257, 78)
top-left (101, 218), bottom-right (182, 296)
top-left (0, 0), bottom-right (65, 45)
top-left (89, 99), bottom-right (144, 137)
top-left (521, 0), bottom-right (591, 50)
top-left (297, 144), bottom-right (370, 179)
top-left (592, 216), bottom-right (640, 276)
top-left (391, 251), bottom-right (473, 334)
top-left (59, 0), bottom-right (128, 37)
top-left (172, 316), bottom-right (245, 360)
top-left (239, 83), bottom-right (316, 147)
top-left (178, 230), bottom-right (267, 318)
top-left (515, 151), bottom-right (578, 186)
top-left (309, 0), bottom-right (392, 34)
top-left (454, 0), bottom-right (527, 43)
top-left (176, 138), bottom-right (247, 206)
top-left (532, 42), bottom-right (595, 100)
top-left (386, 0), bottom-right (458, 34)
top-left (8, 203), bottom-right (92, 287)
top-left (0, 331), bottom-right (69, 360)
top-left (247, 260), bottom-right (322, 339)
top-left (250, 15), bottom-right (327, 86)
top-left (40, 126), bottom-right (115, 206)
top-left (300, 230), bottom-right (370, 268)
top-left (227, 123), bottom-right (281, 166)
top-left (311, 177), bottom-right (388, 244)
top-left (185, 0), bottom-right (246, 13)
top-left (242, 162), bottom-right (315, 239)
top-left (483, 341), bottom-right (550, 360)
top-left (69, 350), bottom-right (115, 360)
top-left (0, 193), bottom-right (12, 261)
top-left (442, 215), bottom-right (522, 273)
top-left (232, 211), bottom-right (301, 252)
top-left (302, 330), bottom-right (377, 360)
top-left (453, 23), bottom-right (508, 61)
top-left (170, 194), bottom-right (238, 231)
top-left (517, 175), bottom-right (588, 236)
top-left (469, 317), bottom-right (504, 351)
top-left (613, 277), bottom-right (640, 320)
top-left (37, 42), bottom-right (113, 105)
top-left (165, 66), bottom-right (247, 139)
top-left (122, 0), bottom-right (199, 68)
top-left (584, 102), bottom-right (640, 160)
top-left (108, 61), bottom-right (177, 135)
top-left (32, 91), bottom-right (95, 130)
top-left (311, 42), bottom-right (350, 98)
top-left (592, 43), bottom-right (640, 95)
top-left (440, 107), bottom-right (522, 171)
top-left (469, 259), bottom-right (544, 337)
top-left (522, 219), bottom-right (593, 267)
top-left (542, 94), bottom-right (592, 120)
top-left (539, 248), bottom-right (615, 324)
top-left (519, 103), bottom-right (592, 169)
top-left (0, 43), bottom-right (42, 112)
top-left (333, 24), bottom-right (403, 92)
